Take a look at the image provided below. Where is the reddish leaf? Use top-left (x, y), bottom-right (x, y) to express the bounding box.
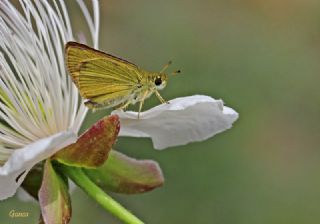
top-left (38, 160), bottom-right (71, 224)
top-left (84, 150), bottom-right (164, 194)
top-left (53, 115), bottom-right (120, 168)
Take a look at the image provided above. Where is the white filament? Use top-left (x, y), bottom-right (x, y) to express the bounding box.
top-left (0, 0), bottom-right (100, 165)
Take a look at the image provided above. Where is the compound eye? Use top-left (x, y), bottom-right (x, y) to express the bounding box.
top-left (154, 76), bottom-right (162, 86)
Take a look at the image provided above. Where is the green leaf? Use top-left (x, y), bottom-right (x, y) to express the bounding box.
top-left (38, 160), bottom-right (71, 224)
top-left (84, 150), bottom-right (164, 194)
top-left (53, 115), bottom-right (120, 168)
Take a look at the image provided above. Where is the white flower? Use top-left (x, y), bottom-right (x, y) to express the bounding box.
top-left (113, 95), bottom-right (239, 149)
top-left (0, 0), bottom-right (100, 200)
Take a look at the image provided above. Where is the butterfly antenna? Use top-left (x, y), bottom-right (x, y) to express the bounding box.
top-left (170, 69), bottom-right (181, 76)
top-left (160, 61), bottom-right (172, 73)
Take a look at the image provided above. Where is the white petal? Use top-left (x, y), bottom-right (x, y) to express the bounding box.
top-left (113, 95), bottom-right (239, 150)
top-left (0, 0), bottom-right (100, 146)
top-left (0, 131), bottom-right (76, 200)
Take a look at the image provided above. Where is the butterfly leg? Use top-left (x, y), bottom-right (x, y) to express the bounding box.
top-left (117, 100), bottom-right (131, 111)
top-left (138, 90), bottom-right (150, 119)
top-left (155, 90), bottom-right (169, 104)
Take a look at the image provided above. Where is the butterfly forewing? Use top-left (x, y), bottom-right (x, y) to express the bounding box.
top-left (65, 42), bottom-right (143, 108)
top-left (79, 59), bottom-right (136, 100)
top-left (66, 42), bottom-right (105, 88)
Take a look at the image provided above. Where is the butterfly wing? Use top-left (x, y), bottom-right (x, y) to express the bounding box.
top-left (65, 42), bottom-right (142, 108)
top-left (78, 58), bottom-right (139, 108)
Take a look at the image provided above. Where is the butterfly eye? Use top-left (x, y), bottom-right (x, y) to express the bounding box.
top-left (154, 76), bottom-right (162, 86)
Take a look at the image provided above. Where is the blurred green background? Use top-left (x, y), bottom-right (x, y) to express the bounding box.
top-left (2, 0), bottom-right (320, 223)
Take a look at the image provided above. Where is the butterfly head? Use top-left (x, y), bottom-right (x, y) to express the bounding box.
top-left (154, 61), bottom-right (181, 90)
top-left (154, 73), bottom-right (168, 90)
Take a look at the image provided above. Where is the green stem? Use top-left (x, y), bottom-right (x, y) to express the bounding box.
top-left (62, 165), bottom-right (144, 224)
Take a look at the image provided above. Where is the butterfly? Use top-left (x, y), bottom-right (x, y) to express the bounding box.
top-left (65, 42), bottom-right (180, 117)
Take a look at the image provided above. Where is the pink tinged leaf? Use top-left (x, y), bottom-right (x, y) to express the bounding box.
top-left (84, 150), bottom-right (164, 194)
top-left (53, 115), bottom-right (120, 168)
top-left (38, 160), bottom-right (71, 224)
